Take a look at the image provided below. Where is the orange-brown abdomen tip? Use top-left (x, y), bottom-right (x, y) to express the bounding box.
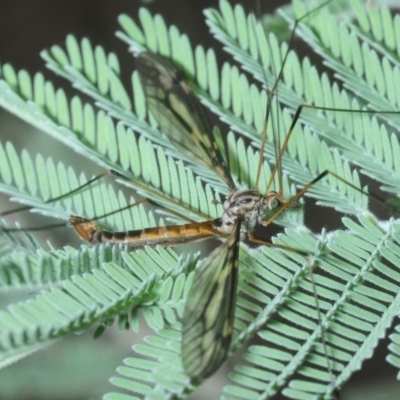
top-left (69, 215), bottom-right (98, 242)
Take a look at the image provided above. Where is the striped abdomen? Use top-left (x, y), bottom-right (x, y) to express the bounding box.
top-left (70, 216), bottom-right (224, 248)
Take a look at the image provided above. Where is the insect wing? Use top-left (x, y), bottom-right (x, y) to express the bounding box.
top-left (136, 52), bottom-right (235, 189)
top-left (182, 219), bottom-right (241, 380)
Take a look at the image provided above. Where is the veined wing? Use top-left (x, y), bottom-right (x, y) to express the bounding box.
top-left (181, 218), bottom-right (241, 380)
top-left (136, 52), bottom-right (235, 190)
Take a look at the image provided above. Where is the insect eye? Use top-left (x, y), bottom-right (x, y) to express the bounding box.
top-left (269, 198), bottom-right (280, 209)
top-left (239, 198), bottom-right (252, 205)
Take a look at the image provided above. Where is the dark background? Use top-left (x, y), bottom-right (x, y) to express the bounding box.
top-left (0, 0), bottom-right (278, 76)
top-left (0, 1), bottom-right (399, 399)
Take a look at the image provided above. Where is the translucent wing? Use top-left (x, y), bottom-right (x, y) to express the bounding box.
top-left (136, 52), bottom-right (235, 190)
top-left (181, 219), bottom-right (241, 379)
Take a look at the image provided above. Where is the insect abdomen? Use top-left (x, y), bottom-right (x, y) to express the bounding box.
top-left (70, 216), bottom-right (222, 247)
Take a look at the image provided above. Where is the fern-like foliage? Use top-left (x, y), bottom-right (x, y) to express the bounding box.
top-left (0, 0), bottom-right (400, 399)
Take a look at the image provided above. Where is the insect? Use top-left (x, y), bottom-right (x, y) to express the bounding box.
top-left (69, 51), bottom-right (310, 380)
top-left (66, 3), bottom-right (400, 397)
top-left (1, 1), bottom-right (399, 399)
top-left (65, 46), bottom-right (349, 395)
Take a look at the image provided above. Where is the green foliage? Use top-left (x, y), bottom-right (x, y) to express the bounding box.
top-left (0, 0), bottom-right (400, 399)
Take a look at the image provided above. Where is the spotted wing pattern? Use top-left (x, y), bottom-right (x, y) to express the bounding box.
top-left (136, 52), bottom-right (235, 190)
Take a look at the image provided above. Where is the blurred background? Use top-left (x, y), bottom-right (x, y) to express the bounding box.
top-left (0, 0), bottom-right (399, 399)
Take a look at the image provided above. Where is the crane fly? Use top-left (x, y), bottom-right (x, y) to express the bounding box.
top-left (2, 1), bottom-right (399, 398)
top-left (66, 2), bottom-right (350, 385)
top-left (0, 6), bottom-right (329, 388)
top-left (0, 1), bottom-right (374, 393)
top-left (66, 2), bottom-right (400, 391)
top-left (69, 51), bottom-right (308, 380)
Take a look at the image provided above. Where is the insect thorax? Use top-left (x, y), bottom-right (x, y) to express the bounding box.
top-left (221, 190), bottom-right (282, 235)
